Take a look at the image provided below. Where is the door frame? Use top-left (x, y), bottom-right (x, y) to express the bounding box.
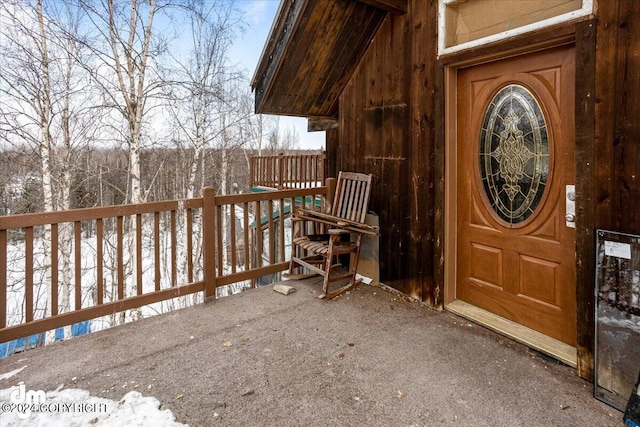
top-left (442, 38), bottom-right (579, 366)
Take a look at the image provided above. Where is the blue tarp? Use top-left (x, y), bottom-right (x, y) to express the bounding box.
top-left (0, 321), bottom-right (91, 358)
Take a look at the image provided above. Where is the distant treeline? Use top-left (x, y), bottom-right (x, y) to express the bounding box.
top-left (0, 147), bottom-right (321, 216)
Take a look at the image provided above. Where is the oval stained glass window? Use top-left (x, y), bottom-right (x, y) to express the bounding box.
top-left (479, 84), bottom-right (549, 225)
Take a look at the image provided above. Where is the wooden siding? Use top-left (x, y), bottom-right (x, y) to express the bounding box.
top-left (260, 0), bottom-right (639, 383)
top-left (253, 0), bottom-right (387, 118)
top-left (333, 0), bottom-right (437, 302)
top-left (585, 0), bottom-right (640, 381)
top-left (574, 19), bottom-right (597, 383)
top-left (594, 0), bottom-right (640, 234)
top-left (358, 0), bottom-right (407, 15)
top-left (333, 0), bottom-right (640, 382)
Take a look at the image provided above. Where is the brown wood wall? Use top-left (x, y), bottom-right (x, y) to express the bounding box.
top-left (594, 0), bottom-right (640, 234)
top-left (327, 0), bottom-right (639, 381)
top-left (583, 0), bottom-right (640, 381)
top-left (331, 0), bottom-right (438, 302)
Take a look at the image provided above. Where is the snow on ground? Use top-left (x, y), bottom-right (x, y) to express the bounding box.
top-left (0, 381), bottom-right (187, 426)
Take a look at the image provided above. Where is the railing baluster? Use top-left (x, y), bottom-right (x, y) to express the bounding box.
top-left (216, 204), bottom-right (223, 276)
top-left (171, 210), bottom-right (177, 288)
top-left (75, 221), bottom-right (82, 310)
top-left (203, 187), bottom-right (216, 299)
top-left (187, 208), bottom-right (193, 283)
top-left (243, 202), bottom-right (250, 283)
top-left (154, 212), bottom-right (160, 291)
top-left (254, 200), bottom-right (262, 268)
top-left (136, 214), bottom-right (143, 295)
top-left (97, 218), bottom-right (103, 305)
top-left (262, 157), bottom-right (266, 186)
top-left (25, 226), bottom-right (33, 322)
top-left (230, 204), bottom-right (237, 274)
top-left (279, 198), bottom-right (285, 263)
top-left (51, 224), bottom-right (58, 316)
top-left (0, 229), bottom-right (6, 328)
top-left (268, 200), bottom-right (275, 264)
top-left (277, 153), bottom-right (283, 189)
top-left (250, 157), bottom-right (255, 187)
top-left (117, 216), bottom-right (124, 300)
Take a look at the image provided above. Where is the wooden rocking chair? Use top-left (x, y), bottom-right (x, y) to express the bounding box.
top-left (287, 171), bottom-right (378, 299)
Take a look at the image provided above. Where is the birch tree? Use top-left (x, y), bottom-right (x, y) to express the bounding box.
top-left (77, 0), bottom-right (173, 205)
top-left (74, 0), bottom-right (176, 320)
top-left (0, 0), bottom-right (98, 339)
top-left (168, 0), bottom-right (242, 199)
top-left (165, 0), bottom-right (243, 298)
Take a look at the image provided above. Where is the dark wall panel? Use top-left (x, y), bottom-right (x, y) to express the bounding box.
top-left (336, 1), bottom-right (437, 301)
top-left (594, 0), bottom-right (640, 234)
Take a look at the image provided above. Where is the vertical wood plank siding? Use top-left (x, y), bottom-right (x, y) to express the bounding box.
top-left (585, 0), bottom-right (640, 380)
top-left (575, 19), bottom-right (597, 382)
top-left (595, 0), bottom-right (640, 233)
top-left (329, 0), bottom-right (639, 381)
top-left (336, 0), bottom-right (437, 301)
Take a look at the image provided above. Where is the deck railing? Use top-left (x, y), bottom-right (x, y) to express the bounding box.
top-left (250, 153), bottom-right (326, 189)
top-left (0, 184), bottom-right (332, 343)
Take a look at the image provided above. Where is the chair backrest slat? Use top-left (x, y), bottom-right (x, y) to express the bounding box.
top-left (331, 171), bottom-right (372, 224)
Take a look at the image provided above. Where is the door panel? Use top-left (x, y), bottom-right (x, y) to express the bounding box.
top-left (456, 45), bottom-right (576, 345)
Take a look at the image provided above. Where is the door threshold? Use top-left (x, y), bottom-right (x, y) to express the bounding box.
top-left (446, 299), bottom-right (577, 368)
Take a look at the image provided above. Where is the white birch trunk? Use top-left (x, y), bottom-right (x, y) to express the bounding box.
top-left (106, 0), bottom-right (156, 321)
top-left (36, 0), bottom-right (56, 344)
top-left (220, 147), bottom-right (229, 270)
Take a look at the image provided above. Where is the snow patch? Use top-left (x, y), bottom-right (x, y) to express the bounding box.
top-left (0, 386), bottom-right (188, 426)
top-left (0, 366), bottom-right (26, 381)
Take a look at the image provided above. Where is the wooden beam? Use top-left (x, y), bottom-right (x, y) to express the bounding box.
top-left (575, 18), bottom-right (596, 383)
top-left (357, 0), bottom-right (407, 15)
top-left (308, 117), bottom-right (339, 132)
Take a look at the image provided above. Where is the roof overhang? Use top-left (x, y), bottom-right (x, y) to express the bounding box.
top-left (251, 0), bottom-right (406, 120)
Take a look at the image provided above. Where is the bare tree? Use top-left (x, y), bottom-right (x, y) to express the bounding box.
top-left (167, 0), bottom-right (243, 198)
top-left (73, 0), bottom-right (179, 320)
top-left (164, 0), bottom-right (244, 297)
top-left (0, 0), bottom-right (101, 339)
top-left (266, 117), bottom-right (300, 154)
top-left (238, 86), bottom-right (275, 172)
top-left (76, 0), bottom-right (175, 204)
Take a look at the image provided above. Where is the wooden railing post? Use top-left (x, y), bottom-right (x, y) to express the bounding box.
top-left (249, 156), bottom-right (255, 188)
top-left (203, 187), bottom-right (217, 301)
top-left (326, 177), bottom-right (336, 210)
top-left (278, 152), bottom-right (284, 189)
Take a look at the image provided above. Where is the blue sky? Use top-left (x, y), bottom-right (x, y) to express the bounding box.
top-left (229, 1), bottom-right (326, 151)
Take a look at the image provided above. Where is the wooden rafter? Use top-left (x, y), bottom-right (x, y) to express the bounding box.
top-left (357, 0), bottom-right (407, 15)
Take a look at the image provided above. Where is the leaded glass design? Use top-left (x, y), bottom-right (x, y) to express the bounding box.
top-left (479, 84), bottom-right (549, 225)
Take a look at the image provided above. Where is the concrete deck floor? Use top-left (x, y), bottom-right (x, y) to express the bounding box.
top-left (0, 279), bottom-right (622, 426)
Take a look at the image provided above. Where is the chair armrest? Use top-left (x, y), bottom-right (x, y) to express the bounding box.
top-left (328, 228), bottom-right (350, 235)
top-left (295, 209), bottom-right (380, 235)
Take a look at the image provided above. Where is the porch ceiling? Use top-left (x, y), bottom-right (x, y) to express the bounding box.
top-left (252, 0), bottom-right (399, 118)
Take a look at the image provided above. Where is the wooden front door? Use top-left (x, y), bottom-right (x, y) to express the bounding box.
top-left (456, 45), bottom-right (576, 345)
